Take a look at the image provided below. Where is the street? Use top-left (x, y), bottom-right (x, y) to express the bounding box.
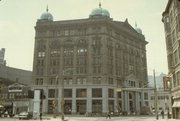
top-left (0, 116), bottom-right (179, 121)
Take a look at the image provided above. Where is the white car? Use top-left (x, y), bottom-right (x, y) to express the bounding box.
top-left (18, 112), bottom-right (32, 120)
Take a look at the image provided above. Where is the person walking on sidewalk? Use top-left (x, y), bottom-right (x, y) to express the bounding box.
top-left (161, 110), bottom-right (164, 119)
top-left (40, 112), bottom-right (42, 121)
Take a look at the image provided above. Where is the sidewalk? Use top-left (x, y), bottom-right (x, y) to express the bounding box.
top-left (41, 116), bottom-right (180, 121)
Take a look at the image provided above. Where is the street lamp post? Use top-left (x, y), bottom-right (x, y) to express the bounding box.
top-left (61, 68), bottom-right (74, 121)
top-left (153, 70), bottom-right (159, 120)
top-left (61, 76), bottom-right (64, 121)
top-left (53, 75), bottom-right (58, 118)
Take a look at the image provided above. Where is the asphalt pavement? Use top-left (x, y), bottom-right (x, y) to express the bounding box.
top-left (0, 115), bottom-right (179, 121)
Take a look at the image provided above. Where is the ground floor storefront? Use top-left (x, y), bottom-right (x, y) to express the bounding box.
top-left (171, 89), bottom-right (180, 119)
top-left (172, 105), bottom-right (180, 119)
top-left (31, 86), bottom-right (149, 116)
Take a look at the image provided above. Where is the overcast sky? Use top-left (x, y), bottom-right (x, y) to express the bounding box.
top-left (0, 0), bottom-right (168, 75)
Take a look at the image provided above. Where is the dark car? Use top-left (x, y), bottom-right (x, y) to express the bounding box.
top-left (18, 112), bottom-right (32, 120)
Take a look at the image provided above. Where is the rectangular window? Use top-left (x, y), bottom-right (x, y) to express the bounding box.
top-left (64, 89), bottom-right (72, 98)
top-left (117, 92), bottom-right (122, 98)
top-left (63, 49), bottom-right (74, 56)
top-left (77, 48), bottom-right (87, 55)
top-left (92, 88), bottom-right (102, 97)
top-left (144, 92), bottom-right (148, 100)
top-left (92, 100), bottom-right (102, 113)
top-left (50, 50), bottom-right (60, 56)
top-left (35, 78), bottom-right (43, 85)
top-left (48, 89), bottom-right (55, 98)
top-left (76, 89), bottom-right (87, 97)
top-left (49, 78), bottom-right (57, 85)
top-left (76, 77), bottom-right (87, 84)
top-left (93, 77), bottom-right (101, 84)
top-left (92, 37), bottom-right (101, 45)
top-left (108, 89), bottom-right (114, 98)
top-left (93, 66), bottom-right (101, 74)
top-left (64, 78), bottom-right (73, 85)
top-left (65, 30), bottom-right (69, 36)
top-left (92, 48), bottom-right (101, 55)
top-left (76, 67), bottom-right (87, 74)
top-left (37, 51), bottom-right (45, 57)
top-left (108, 78), bottom-right (113, 85)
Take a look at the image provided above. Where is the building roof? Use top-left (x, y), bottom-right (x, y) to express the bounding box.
top-left (40, 6), bottom-right (53, 21)
top-left (89, 2), bottom-right (110, 18)
top-left (162, 0), bottom-right (172, 16)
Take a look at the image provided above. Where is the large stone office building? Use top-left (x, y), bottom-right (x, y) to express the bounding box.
top-left (32, 4), bottom-right (148, 115)
top-left (162, 0), bottom-right (180, 119)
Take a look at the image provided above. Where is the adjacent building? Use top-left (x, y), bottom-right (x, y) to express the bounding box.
top-left (0, 81), bottom-right (30, 115)
top-left (0, 64), bottom-right (32, 85)
top-left (32, 4), bottom-right (148, 115)
top-left (149, 89), bottom-right (172, 115)
top-left (0, 48), bottom-right (6, 65)
top-left (162, 0), bottom-right (180, 119)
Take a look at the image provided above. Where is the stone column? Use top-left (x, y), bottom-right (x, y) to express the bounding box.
top-left (141, 91), bottom-right (144, 107)
top-left (135, 91), bottom-right (140, 112)
top-left (72, 88), bottom-right (76, 114)
top-left (87, 87), bottom-right (92, 113)
top-left (58, 87), bottom-right (62, 112)
top-left (102, 87), bottom-right (108, 113)
top-left (43, 88), bottom-right (48, 113)
top-left (114, 89), bottom-right (118, 113)
top-left (124, 91), bottom-right (128, 112)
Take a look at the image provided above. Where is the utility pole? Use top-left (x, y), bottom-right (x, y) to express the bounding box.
top-left (154, 69), bottom-right (158, 120)
top-left (53, 75), bottom-right (58, 118)
top-left (61, 75), bottom-right (64, 121)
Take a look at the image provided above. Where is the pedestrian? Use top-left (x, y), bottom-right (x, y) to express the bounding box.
top-left (106, 113), bottom-right (111, 119)
top-left (109, 113), bottom-right (111, 119)
top-left (167, 110), bottom-right (170, 119)
top-left (40, 112), bottom-right (42, 120)
top-left (161, 110), bottom-right (164, 119)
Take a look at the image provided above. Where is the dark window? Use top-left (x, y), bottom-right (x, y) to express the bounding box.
top-left (64, 89), bottom-right (72, 98)
top-left (92, 88), bottom-right (102, 97)
top-left (108, 89), bottom-right (114, 98)
top-left (48, 89), bottom-right (55, 98)
top-left (117, 92), bottom-right (122, 98)
top-left (76, 89), bottom-right (87, 97)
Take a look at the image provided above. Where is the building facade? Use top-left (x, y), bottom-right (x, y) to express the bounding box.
top-left (32, 5), bottom-right (148, 115)
top-left (162, 0), bottom-right (180, 119)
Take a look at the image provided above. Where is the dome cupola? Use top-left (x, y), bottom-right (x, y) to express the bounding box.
top-left (135, 22), bottom-right (143, 34)
top-left (40, 6), bottom-right (53, 21)
top-left (89, 2), bottom-right (110, 18)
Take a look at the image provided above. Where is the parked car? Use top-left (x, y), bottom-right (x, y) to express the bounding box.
top-left (18, 112), bottom-right (32, 120)
top-left (3, 111), bottom-right (9, 117)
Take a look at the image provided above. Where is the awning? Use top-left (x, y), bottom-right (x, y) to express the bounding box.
top-left (172, 101), bottom-right (180, 108)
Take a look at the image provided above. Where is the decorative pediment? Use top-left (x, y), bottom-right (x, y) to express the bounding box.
top-left (125, 74), bottom-right (139, 82)
top-left (8, 82), bottom-right (25, 88)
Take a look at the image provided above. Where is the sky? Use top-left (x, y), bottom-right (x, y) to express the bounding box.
top-left (0, 0), bottom-right (169, 75)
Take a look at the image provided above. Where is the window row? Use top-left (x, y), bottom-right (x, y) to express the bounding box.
top-left (48, 88), bottom-right (115, 98)
top-left (34, 77), bottom-right (124, 86)
top-left (0, 93), bottom-right (28, 99)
